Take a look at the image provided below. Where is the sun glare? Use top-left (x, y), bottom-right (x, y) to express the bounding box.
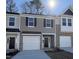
top-left (49, 0), bottom-right (56, 8)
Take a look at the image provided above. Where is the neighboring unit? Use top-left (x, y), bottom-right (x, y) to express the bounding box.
top-left (56, 7), bottom-right (73, 48)
top-left (6, 12), bottom-right (20, 51)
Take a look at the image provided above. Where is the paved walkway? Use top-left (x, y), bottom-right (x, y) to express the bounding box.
top-left (12, 50), bottom-right (51, 59)
top-left (60, 48), bottom-right (73, 53)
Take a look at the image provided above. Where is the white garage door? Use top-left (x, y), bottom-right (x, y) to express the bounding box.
top-left (23, 36), bottom-right (40, 50)
top-left (60, 36), bottom-right (71, 47)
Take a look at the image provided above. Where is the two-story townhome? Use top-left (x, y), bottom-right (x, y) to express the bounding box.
top-left (19, 7), bottom-right (73, 51)
top-left (20, 14), bottom-right (56, 50)
top-left (56, 7), bottom-right (73, 48)
top-left (6, 12), bottom-right (20, 51)
top-left (6, 6), bottom-right (73, 51)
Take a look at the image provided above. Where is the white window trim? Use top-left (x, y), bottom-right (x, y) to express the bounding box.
top-left (67, 18), bottom-right (72, 26)
top-left (8, 16), bottom-right (16, 27)
top-left (45, 27), bottom-right (52, 28)
top-left (28, 18), bottom-right (35, 27)
top-left (62, 18), bottom-right (66, 26)
top-left (22, 34), bottom-right (41, 36)
top-left (61, 17), bottom-right (72, 27)
top-left (45, 19), bottom-right (52, 28)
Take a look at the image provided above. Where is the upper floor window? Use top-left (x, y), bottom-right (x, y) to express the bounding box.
top-left (9, 17), bottom-right (15, 26)
top-left (62, 18), bottom-right (72, 26)
top-left (26, 17), bottom-right (36, 27)
top-left (68, 19), bottom-right (72, 26)
top-left (62, 18), bottom-right (66, 26)
top-left (44, 19), bottom-right (53, 28)
top-left (46, 19), bottom-right (51, 27)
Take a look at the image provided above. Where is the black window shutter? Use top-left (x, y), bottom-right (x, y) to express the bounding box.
top-left (51, 20), bottom-right (53, 27)
top-left (26, 17), bottom-right (28, 26)
top-left (34, 18), bottom-right (37, 26)
top-left (44, 19), bottom-right (46, 27)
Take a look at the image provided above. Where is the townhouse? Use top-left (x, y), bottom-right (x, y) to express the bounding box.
top-left (6, 7), bottom-right (73, 51)
top-left (20, 14), bottom-right (56, 50)
top-left (56, 8), bottom-right (73, 48)
top-left (6, 12), bottom-right (20, 51)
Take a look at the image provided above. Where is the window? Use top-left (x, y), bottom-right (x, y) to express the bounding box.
top-left (62, 18), bottom-right (66, 26)
top-left (28, 18), bottom-right (34, 26)
top-left (26, 17), bottom-right (37, 27)
top-left (44, 19), bottom-right (53, 28)
top-left (9, 17), bottom-right (15, 26)
top-left (46, 19), bottom-right (51, 27)
top-left (68, 19), bottom-right (72, 26)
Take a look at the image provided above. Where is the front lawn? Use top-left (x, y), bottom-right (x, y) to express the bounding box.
top-left (45, 50), bottom-right (73, 59)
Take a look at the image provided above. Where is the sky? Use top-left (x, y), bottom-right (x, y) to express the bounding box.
top-left (15, 0), bottom-right (73, 15)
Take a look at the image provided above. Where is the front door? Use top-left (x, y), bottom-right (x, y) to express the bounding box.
top-left (44, 36), bottom-right (51, 48)
top-left (9, 37), bottom-right (15, 49)
top-left (44, 37), bottom-right (49, 48)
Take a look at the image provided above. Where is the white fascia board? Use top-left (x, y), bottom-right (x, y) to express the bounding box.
top-left (6, 32), bottom-right (20, 35)
top-left (42, 33), bottom-right (56, 35)
top-left (22, 34), bottom-right (41, 36)
top-left (42, 33), bottom-right (56, 47)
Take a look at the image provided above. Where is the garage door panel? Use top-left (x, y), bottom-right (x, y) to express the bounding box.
top-left (60, 36), bottom-right (71, 47)
top-left (23, 36), bottom-right (40, 50)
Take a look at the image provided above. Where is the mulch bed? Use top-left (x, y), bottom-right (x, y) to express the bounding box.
top-left (6, 50), bottom-right (19, 59)
top-left (45, 50), bottom-right (73, 59)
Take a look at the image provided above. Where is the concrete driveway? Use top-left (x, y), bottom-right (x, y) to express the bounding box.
top-left (12, 50), bottom-right (51, 59)
top-left (60, 48), bottom-right (73, 53)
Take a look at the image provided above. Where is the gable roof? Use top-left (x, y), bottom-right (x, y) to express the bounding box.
top-left (61, 5), bottom-right (73, 15)
top-left (64, 9), bottom-right (73, 15)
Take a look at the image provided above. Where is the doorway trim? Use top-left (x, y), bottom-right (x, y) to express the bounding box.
top-left (42, 33), bottom-right (56, 49)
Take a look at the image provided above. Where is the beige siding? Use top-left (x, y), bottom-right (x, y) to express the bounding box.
top-left (20, 16), bottom-right (56, 33)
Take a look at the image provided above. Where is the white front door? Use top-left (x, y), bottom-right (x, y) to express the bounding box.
top-left (23, 36), bottom-right (40, 50)
top-left (60, 36), bottom-right (71, 47)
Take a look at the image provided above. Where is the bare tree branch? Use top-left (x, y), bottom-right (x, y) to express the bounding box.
top-left (6, 0), bottom-right (18, 13)
top-left (21, 0), bottom-right (44, 14)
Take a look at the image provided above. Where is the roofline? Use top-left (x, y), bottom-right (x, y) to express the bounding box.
top-left (60, 5), bottom-right (73, 15)
top-left (20, 12), bottom-right (58, 16)
top-left (6, 12), bottom-right (20, 15)
top-left (20, 13), bottom-right (57, 17)
top-left (6, 12), bottom-right (58, 17)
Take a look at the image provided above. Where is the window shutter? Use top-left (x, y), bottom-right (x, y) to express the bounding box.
top-left (51, 20), bottom-right (53, 27)
top-left (26, 17), bottom-right (28, 26)
top-left (44, 19), bottom-right (46, 27)
top-left (34, 18), bottom-right (37, 26)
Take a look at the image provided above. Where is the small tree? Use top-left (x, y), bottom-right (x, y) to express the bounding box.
top-left (6, 0), bottom-right (18, 12)
top-left (21, 0), bottom-right (44, 14)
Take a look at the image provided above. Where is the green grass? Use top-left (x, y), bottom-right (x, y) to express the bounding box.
top-left (45, 51), bottom-right (73, 59)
